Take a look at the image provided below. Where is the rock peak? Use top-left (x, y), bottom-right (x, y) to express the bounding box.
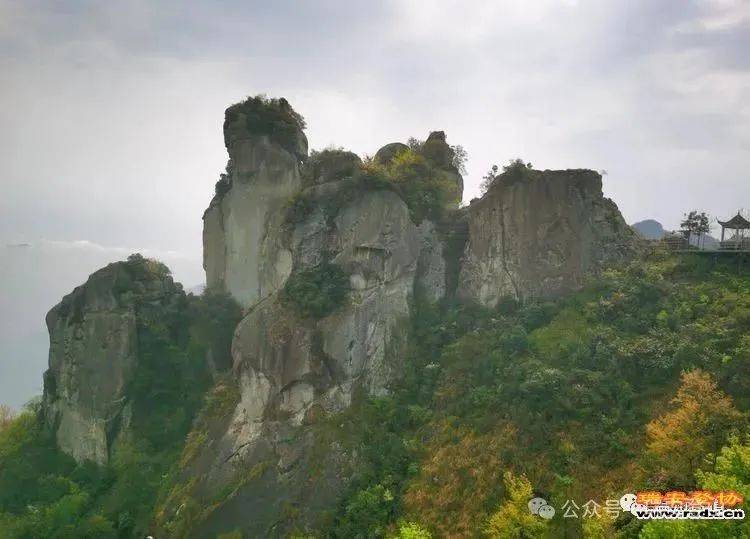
top-left (43, 254), bottom-right (182, 465)
top-left (427, 130), bottom-right (446, 142)
top-left (223, 95), bottom-right (308, 160)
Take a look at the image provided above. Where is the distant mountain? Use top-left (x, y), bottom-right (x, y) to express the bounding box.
top-left (631, 219), bottom-right (720, 249)
top-left (632, 219), bottom-right (666, 239)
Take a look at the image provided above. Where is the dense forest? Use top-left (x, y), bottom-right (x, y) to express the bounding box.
top-left (1, 250), bottom-right (748, 538)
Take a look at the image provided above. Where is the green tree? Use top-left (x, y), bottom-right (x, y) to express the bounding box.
top-left (281, 262), bottom-right (349, 319)
top-left (640, 437), bottom-right (750, 538)
top-left (480, 164), bottom-right (499, 194)
top-left (451, 144), bottom-right (468, 175)
top-left (390, 521), bottom-right (432, 538)
top-left (680, 210), bottom-right (711, 249)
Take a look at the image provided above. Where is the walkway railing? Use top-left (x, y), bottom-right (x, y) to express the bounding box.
top-left (720, 239), bottom-right (750, 251)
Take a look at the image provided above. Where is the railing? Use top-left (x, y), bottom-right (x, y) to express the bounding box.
top-left (662, 236), bottom-right (689, 251)
top-left (719, 239), bottom-right (750, 251)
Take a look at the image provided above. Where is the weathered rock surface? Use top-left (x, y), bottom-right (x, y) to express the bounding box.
top-left (203, 101), bottom-right (308, 308)
top-left (458, 169), bottom-right (637, 306)
top-left (184, 100), bottom-right (637, 535)
top-left (301, 148), bottom-right (362, 186)
top-left (178, 185), bottom-right (436, 536)
top-left (374, 142), bottom-right (409, 166)
top-left (39, 96), bottom-right (639, 535)
top-left (42, 257), bottom-right (183, 464)
top-left (194, 103), bottom-right (453, 534)
top-left (422, 131), bottom-right (464, 207)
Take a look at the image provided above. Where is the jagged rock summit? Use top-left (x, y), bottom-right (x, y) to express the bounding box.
top-left (40, 95), bottom-right (638, 536)
top-left (179, 96), bottom-right (637, 535)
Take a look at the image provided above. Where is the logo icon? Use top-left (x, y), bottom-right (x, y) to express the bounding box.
top-left (620, 493), bottom-right (637, 511)
top-left (528, 497), bottom-right (555, 519)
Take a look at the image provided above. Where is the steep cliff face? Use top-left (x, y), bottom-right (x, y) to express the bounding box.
top-left (42, 256), bottom-right (184, 465)
top-left (36, 96), bottom-right (640, 536)
top-left (203, 97), bottom-right (308, 307)
top-left (177, 99), bottom-right (638, 536)
top-left (458, 168), bottom-right (637, 306)
top-left (176, 166), bottom-right (448, 536)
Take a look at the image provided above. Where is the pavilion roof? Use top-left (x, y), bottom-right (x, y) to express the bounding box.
top-left (718, 213), bottom-right (750, 229)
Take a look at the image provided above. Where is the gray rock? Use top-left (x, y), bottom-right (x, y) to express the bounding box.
top-left (458, 169), bottom-right (637, 306)
top-left (203, 133), bottom-right (302, 307)
top-left (180, 100), bottom-right (637, 535)
top-left (42, 257), bottom-right (182, 464)
top-left (374, 142), bottom-right (409, 165)
top-left (302, 148), bottom-right (362, 186)
top-left (183, 184), bottom-right (437, 535)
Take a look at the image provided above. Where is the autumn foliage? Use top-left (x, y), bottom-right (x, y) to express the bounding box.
top-left (646, 369), bottom-right (743, 488)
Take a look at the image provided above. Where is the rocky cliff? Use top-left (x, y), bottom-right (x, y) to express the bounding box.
top-left (39, 96), bottom-right (638, 536)
top-left (203, 96), bottom-right (308, 307)
top-left (155, 98), bottom-right (634, 536)
top-left (459, 168), bottom-right (637, 306)
top-left (42, 255), bottom-right (184, 465)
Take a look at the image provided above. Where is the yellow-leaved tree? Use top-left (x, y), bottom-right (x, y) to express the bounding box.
top-left (484, 472), bottom-right (547, 538)
top-left (645, 369), bottom-right (743, 488)
top-left (403, 421), bottom-right (515, 536)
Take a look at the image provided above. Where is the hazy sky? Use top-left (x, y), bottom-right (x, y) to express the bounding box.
top-left (1, 0), bottom-right (749, 407)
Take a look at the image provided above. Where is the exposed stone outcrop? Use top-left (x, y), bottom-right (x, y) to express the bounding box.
top-left (374, 142), bottom-right (409, 166)
top-left (42, 256), bottom-right (183, 465)
top-left (203, 98), bottom-right (308, 307)
top-left (185, 99), bottom-right (638, 535)
top-left (422, 131), bottom-right (464, 207)
top-left (38, 95), bottom-right (639, 535)
top-left (374, 132), bottom-right (464, 208)
top-left (176, 183), bottom-right (439, 535)
top-left (196, 104), bottom-right (449, 534)
top-left (458, 169), bottom-right (637, 306)
top-left (301, 148), bottom-right (361, 186)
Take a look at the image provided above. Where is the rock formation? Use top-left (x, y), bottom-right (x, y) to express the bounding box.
top-left (458, 168), bottom-right (637, 306)
top-left (42, 255), bottom-right (184, 465)
top-left (421, 130), bottom-right (464, 206)
top-left (40, 96), bottom-right (639, 536)
top-left (203, 97), bottom-right (308, 308)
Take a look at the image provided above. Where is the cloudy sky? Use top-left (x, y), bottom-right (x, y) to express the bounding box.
top-left (1, 0), bottom-right (749, 408)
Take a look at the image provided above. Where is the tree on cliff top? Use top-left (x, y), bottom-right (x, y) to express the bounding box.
top-left (480, 159), bottom-right (533, 194)
top-left (225, 94), bottom-right (306, 154)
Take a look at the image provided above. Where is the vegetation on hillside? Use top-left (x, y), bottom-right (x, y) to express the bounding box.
top-left (0, 405), bottom-right (14, 432)
top-left (281, 261), bottom-right (350, 319)
top-left (1, 251), bottom-right (749, 537)
top-left (480, 158), bottom-right (535, 194)
top-left (406, 136), bottom-right (468, 176)
top-left (300, 147), bottom-right (361, 186)
top-left (285, 145), bottom-right (460, 228)
top-left (0, 279), bottom-right (241, 538)
top-left (319, 251), bottom-right (750, 537)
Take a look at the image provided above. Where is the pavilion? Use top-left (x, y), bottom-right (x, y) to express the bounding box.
top-left (718, 213), bottom-right (750, 250)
